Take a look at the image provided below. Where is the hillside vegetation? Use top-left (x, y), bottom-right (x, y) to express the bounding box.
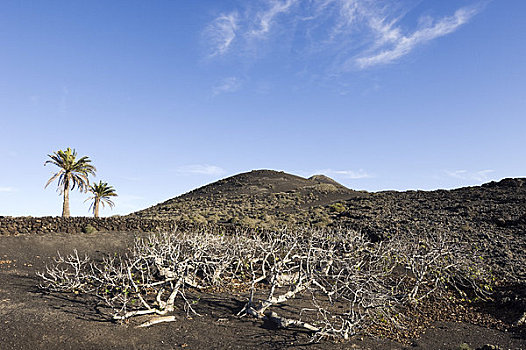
top-left (131, 171), bottom-right (526, 282)
top-left (131, 170), bottom-right (364, 228)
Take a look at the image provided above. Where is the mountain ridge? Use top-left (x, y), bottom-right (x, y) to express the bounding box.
top-left (130, 169), bottom-right (363, 226)
top-left (130, 170), bottom-right (526, 236)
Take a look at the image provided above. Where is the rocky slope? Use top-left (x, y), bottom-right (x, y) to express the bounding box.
top-left (132, 171), bottom-right (526, 282)
top-left (131, 169), bottom-right (364, 227)
top-left (334, 178), bottom-right (526, 286)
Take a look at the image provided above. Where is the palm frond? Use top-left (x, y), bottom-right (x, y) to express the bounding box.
top-left (44, 170), bottom-right (64, 189)
top-left (44, 147), bottom-right (96, 193)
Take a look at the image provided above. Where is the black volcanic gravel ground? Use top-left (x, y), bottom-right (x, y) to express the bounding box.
top-left (0, 230), bottom-right (525, 349)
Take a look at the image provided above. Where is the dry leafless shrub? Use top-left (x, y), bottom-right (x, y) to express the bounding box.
top-left (38, 227), bottom-right (492, 338)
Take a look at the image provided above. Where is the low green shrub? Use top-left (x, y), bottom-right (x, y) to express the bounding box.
top-left (329, 202), bottom-right (346, 213)
top-left (82, 224), bottom-right (97, 234)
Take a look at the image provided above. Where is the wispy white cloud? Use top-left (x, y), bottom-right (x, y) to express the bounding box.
top-left (0, 187), bottom-right (16, 193)
top-left (250, 0), bottom-right (298, 38)
top-left (444, 169), bottom-right (495, 182)
top-left (355, 7), bottom-right (479, 69)
top-left (212, 77), bottom-right (242, 96)
top-left (316, 168), bottom-right (371, 179)
top-left (176, 164), bottom-right (226, 176)
top-left (205, 12), bottom-right (238, 57)
top-left (205, 1), bottom-right (482, 70)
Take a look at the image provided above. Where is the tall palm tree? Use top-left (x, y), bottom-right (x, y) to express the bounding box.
top-left (86, 181), bottom-right (118, 218)
top-left (45, 148), bottom-right (96, 217)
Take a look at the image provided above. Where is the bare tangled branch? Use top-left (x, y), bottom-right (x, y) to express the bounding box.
top-left (38, 227), bottom-right (493, 338)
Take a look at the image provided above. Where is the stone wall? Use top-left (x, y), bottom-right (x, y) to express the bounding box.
top-left (0, 216), bottom-right (186, 235)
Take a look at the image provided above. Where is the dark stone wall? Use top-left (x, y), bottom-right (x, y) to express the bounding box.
top-left (0, 216), bottom-right (184, 235)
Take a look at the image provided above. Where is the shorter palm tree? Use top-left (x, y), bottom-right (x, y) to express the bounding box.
top-left (85, 181), bottom-right (118, 218)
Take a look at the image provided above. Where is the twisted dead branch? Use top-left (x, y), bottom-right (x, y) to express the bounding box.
top-left (38, 226), bottom-right (493, 338)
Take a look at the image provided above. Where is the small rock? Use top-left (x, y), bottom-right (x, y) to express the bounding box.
top-left (515, 311), bottom-right (526, 326)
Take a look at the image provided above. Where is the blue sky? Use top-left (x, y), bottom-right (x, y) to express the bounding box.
top-left (1, 0), bottom-right (525, 217)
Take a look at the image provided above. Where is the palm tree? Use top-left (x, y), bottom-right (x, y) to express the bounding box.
top-left (45, 148), bottom-right (96, 217)
top-left (86, 181), bottom-right (118, 218)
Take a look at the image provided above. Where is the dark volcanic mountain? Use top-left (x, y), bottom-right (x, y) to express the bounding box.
top-left (131, 169), bottom-right (364, 227)
top-left (132, 171), bottom-right (526, 281)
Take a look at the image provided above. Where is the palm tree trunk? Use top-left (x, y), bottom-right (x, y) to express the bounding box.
top-left (94, 198), bottom-right (100, 218)
top-left (62, 185), bottom-right (70, 218)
